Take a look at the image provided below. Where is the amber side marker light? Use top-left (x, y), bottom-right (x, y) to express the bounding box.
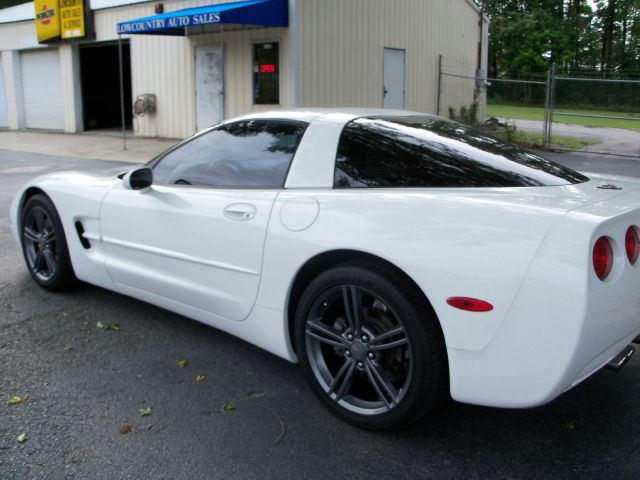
top-left (447, 297), bottom-right (493, 312)
top-left (593, 236), bottom-right (614, 280)
top-left (626, 226), bottom-right (639, 265)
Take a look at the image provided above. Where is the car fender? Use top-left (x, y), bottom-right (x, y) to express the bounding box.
top-left (256, 188), bottom-right (568, 360)
top-left (11, 171), bottom-right (120, 290)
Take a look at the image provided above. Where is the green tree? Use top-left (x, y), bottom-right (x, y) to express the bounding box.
top-left (593, 0), bottom-right (640, 74)
top-left (0, 0), bottom-right (29, 9)
top-left (481, 0), bottom-right (640, 78)
top-left (483, 1), bottom-right (580, 78)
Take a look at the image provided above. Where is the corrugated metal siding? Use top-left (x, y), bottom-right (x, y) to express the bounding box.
top-left (94, 1), bottom-right (290, 138)
top-left (0, 0), bottom-right (481, 136)
top-left (93, 1), bottom-right (161, 41)
top-left (297, 0), bottom-right (480, 115)
top-left (0, 1), bottom-right (292, 137)
top-left (93, 3), bottom-right (189, 138)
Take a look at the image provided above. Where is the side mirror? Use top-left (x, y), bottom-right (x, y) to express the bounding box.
top-left (123, 167), bottom-right (153, 192)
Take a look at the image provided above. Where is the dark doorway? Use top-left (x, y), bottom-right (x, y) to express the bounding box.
top-left (80, 42), bottom-right (133, 131)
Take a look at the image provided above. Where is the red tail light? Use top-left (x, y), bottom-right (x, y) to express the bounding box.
top-left (593, 237), bottom-right (613, 280)
top-left (626, 226), bottom-right (639, 265)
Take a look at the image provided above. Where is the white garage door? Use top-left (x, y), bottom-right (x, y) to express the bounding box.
top-left (20, 49), bottom-right (64, 130)
top-left (0, 61), bottom-right (8, 128)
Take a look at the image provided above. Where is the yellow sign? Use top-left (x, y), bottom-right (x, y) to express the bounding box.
top-left (60, 0), bottom-right (85, 39)
top-left (34, 0), bottom-right (60, 43)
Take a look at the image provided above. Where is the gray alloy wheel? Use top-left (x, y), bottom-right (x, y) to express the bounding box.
top-left (304, 284), bottom-right (412, 416)
top-left (295, 262), bottom-right (446, 429)
top-left (21, 194), bottom-right (76, 291)
top-left (22, 205), bottom-right (58, 282)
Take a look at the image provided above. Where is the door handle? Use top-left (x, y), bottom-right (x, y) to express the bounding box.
top-left (224, 203), bottom-right (256, 221)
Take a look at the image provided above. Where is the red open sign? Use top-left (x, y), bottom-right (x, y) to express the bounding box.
top-left (259, 64), bottom-right (276, 73)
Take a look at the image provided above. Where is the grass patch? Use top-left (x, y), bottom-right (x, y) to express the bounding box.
top-left (490, 129), bottom-right (599, 150)
top-left (487, 104), bottom-right (640, 130)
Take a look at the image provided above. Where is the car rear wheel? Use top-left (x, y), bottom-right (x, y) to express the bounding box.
top-left (294, 262), bottom-right (446, 429)
top-left (21, 194), bottom-right (76, 291)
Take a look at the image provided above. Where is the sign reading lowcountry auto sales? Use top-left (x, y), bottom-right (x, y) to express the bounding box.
top-left (59, 0), bottom-right (85, 39)
top-left (117, 12), bottom-right (221, 34)
top-left (34, 0), bottom-right (60, 43)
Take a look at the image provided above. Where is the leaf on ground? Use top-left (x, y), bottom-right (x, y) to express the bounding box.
top-left (176, 360), bottom-right (188, 368)
top-left (119, 425), bottom-right (132, 435)
top-left (195, 375), bottom-right (206, 382)
top-left (17, 432), bottom-right (26, 443)
top-left (220, 403), bottom-right (236, 413)
top-left (7, 394), bottom-right (28, 405)
top-left (63, 345), bottom-right (73, 352)
top-left (138, 407), bottom-right (152, 417)
top-left (62, 311), bottom-right (69, 317)
top-left (96, 322), bottom-right (120, 331)
top-left (563, 420), bottom-right (576, 430)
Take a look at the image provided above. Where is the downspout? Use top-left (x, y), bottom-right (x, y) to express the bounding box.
top-left (288, 0), bottom-right (300, 108)
top-left (478, 10), bottom-right (490, 83)
top-left (480, 13), bottom-right (490, 121)
top-left (470, 0), bottom-right (490, 122)
top-left (118, 34), bottom-right (127, 150)
top-left (464, 0), bottom-right (489, 84)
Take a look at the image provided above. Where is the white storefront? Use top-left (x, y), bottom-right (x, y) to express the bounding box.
top-left (0, 0), bottom-right (488, 139)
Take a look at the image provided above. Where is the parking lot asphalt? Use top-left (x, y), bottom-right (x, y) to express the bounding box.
top-left (1, 149), bottom-right (640, 480)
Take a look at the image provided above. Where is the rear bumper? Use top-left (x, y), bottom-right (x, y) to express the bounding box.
top-left (448, 203), bottom-right (640, 408)
top-left (448, 317), bottom-right (640, 409)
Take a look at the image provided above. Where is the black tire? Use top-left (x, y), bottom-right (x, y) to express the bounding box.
top-left (20, 194), bottom-right (77, 292)
top-left (294, 261), bottom-right (447, 430)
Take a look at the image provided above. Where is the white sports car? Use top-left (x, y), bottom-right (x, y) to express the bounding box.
top-left (10, 109), bottom-right (640, 429)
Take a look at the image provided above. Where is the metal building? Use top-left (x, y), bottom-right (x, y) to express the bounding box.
top-left (0, 0), bottom-right (488, 139)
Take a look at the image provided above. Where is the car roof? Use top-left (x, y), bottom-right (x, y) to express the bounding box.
top-left (228, 108), bottom-right (433, 126)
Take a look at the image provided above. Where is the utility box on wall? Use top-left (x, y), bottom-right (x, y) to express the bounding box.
top-left (133, 94), bottom-right (156, 116)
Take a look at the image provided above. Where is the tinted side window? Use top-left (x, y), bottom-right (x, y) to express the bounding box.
top-left (153, 120), bottom-right (307, 188)
top-left (335, 117), bottom-right (588, 188)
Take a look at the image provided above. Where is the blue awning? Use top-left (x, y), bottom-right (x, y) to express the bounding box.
top-left (116, 0), bottom-right (288, 36)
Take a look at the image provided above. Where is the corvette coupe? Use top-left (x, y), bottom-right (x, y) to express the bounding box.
top-left (10, 109), bottom-right (640, 429)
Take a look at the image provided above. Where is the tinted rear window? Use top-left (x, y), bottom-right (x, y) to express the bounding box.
top-left (335, 116), bottom-right (588, 188)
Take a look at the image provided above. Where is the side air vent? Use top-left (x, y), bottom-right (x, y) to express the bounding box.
top-left (75, 221), bottom-right (91, 249)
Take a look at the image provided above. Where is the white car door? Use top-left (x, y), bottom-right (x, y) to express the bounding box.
top-left (99, 119), bottom-right (308, 322)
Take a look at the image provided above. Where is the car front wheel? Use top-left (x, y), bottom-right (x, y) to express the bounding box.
top-left (21, 194), bottom-right (76, 291)
top-left (294, 262), bottom-right (447, 429)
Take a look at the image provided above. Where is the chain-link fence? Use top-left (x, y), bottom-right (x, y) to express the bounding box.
top-left (437, 56), bottom-right (484, 123)
top-left (485, 76), bottom-right (549, 144)
top-left (554, 77), bottom-right (640, 114)
top-left (438, 62), bottom-right (640, 158)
